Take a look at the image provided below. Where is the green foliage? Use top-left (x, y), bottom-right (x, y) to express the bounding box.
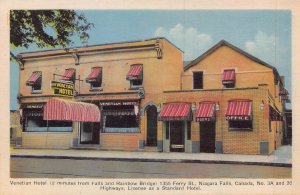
top-left (10, 10), bottom-right (94, 49)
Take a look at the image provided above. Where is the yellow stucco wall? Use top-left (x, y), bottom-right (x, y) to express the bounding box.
top-left (19, 38), bottom-right (183, 150)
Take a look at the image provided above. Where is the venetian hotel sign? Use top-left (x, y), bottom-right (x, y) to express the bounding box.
top-left (51, 81), bottom-right (74, 97)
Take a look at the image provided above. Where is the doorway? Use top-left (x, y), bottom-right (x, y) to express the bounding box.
top-left (80, 122), bottom-right (100, 144)
top-left (170, 121), bottom-right (185, 152)
top-left (200, 122), bottom-right (216, 153)
top-left (146, 105), bottom-right (157, 146)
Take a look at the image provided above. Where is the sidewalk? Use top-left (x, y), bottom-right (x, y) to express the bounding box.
top-left (10, 145), bottom-right (292, 167)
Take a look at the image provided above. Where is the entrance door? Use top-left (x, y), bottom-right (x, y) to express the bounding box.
top-left (146, 106), bottom-right (157, 146)
top-left (170, 121), bottom-right (184, 152)
top-left (200, 122), bottom-right (216, 153)
top-left (80, 122), bottom-right (100, 144)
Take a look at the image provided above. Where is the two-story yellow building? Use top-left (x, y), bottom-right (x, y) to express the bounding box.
top-left (16, 38), bottom-right (288, 155)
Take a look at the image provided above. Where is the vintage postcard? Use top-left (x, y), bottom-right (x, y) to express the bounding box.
top-left (1, 0), bottom-right (299, 194)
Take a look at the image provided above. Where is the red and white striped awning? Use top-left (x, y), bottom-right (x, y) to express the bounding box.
top-left (195, 102), bottom-right (215, 122)
top-left (61, 69), bottom-right (75, 80)
top-left (26, 71), bottom-right (42, 86)
top-left (126, 64), bottom-right (143, 80)
top-left (43, 99), bottom-right (100, 122)
top-left (225, 100), bottom-right (252, 120)
top-left (158, 103), bottom-right (191, 121)
top-left (269, 106), bottom-right (283, 121)
top-left (86, 67), bottom-right (102, 83)
top-left (222, 69), bottom-right (235, 84)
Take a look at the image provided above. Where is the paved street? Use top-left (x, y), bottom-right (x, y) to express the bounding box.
top-left (11, 157), bottom-right (291, 178)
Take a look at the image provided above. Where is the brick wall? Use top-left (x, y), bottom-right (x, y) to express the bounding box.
top-left (162, 87), bottom-right (277, 154)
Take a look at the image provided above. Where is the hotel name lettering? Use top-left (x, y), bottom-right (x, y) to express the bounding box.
top-left (51, 81), bottom-right (74, 97)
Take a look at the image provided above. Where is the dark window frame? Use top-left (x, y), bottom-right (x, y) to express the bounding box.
top-left (31, 72), bottom-right (42, 93)
top-left (89, 67), bottom-right (103, 90)
top-left (193, 71), bottom-right (203, 89)
top-left (228, 120), bottom-right (253, 131)
top-left (165, 121), bottom-right (170, 140)
top-left (187, 121), bottom-right (191, 140)
top-left (130, 79), bottom-right (143, 89)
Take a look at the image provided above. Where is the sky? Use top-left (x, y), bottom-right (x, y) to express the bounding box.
top-left (10, 10), bottom-right (291, 110)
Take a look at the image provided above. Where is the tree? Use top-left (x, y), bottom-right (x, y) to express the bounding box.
top-left (10, 10), bottom-right (94, 51)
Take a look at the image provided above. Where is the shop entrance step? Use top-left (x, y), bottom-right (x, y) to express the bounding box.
top-left (144, 146), bottom-right (159, 152)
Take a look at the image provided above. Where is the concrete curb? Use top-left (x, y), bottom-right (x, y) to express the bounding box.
top-left (10, 154), bottom-right (292, 168)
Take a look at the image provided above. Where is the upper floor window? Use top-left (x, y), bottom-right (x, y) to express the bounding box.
top-left (26, 71), bottom-right (42, 93)
top-left (86, 67), bottom-right (102, 90)
top-left (61, 68), bottom-right (76, 84)
top-left (126, 64), bottom-right (143, 89)
top-left (193, 71), bottom-right (203, 89)
top-left (222, 69), bottom-right (235, 88)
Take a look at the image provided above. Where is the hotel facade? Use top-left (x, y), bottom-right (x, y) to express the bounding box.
top-left (16, 38), bottom-right (289, 155)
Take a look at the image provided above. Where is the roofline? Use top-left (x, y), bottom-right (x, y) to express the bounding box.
top-left (17, 37), bottom-right (183, 59)
top-left (184, 40), bottom-right (281, 83)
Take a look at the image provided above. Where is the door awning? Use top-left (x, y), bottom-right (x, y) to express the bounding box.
top-left (126, 64), bottom-right (143, 80)
top-left (222, 69), bottom-right (235, 84)
top-left (26, 71), bottom-right (42, 86)
top-left (195, 102), bottom-right (215, 122)
top-left (61, 69), bottom-right (75, 80)
top-left (158, 103), bottom-right (191, 121)
top-left (43, 99), bottom-right (100, 122)
top-left (86, 67), bottom-right (102, 83)
top-left (225, 100), bottom-right (252, 120)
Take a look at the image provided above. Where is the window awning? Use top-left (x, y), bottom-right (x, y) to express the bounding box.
top-left (222, 69), bottom-right (235, 84)
top-left (225, 100), bottom-right (252, 120)
top-left (269, 106), bottom-right (283, 121)
top-left (126, 64), bottom-right (143, 80)
top-left (158, 103), bottom-right (191, 121)
top-left (195, 102), bottom-right (215, 122)
top-left (61, 69), bottom-right (75, 80)
top-left (26, 71), bottom-right (42, 86)
top-left (86, 67), bottom-right (102, 83)
top-left (279, 88), bottom-right (289, 96)
top-left (43, 99), bottom-right (100, 122)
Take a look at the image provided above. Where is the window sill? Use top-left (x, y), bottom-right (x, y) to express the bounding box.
top-left (31, 90), bottom-right (42, 94)
top-left (193, 88), bottom-right (203, 90)
top-left (89, 87), bottom-right (103, 92)
top-left (129, 86), bottom-right (143, 90)
top-left (228, 128), bottom-right (253, 131)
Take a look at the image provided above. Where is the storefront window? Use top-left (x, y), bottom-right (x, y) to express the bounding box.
top-left (23, 109), bottom-right (72, 132)
top-left (102, 104), bottom-right (139, 133)
top-left (228, 120), bottom-right (252, 130)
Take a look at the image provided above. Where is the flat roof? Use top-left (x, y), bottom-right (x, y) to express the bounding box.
top-left (17, 37), bottom-right (183, 59)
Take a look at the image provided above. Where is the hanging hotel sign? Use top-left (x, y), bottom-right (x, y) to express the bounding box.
top-left (51, 81), bottom-right (74, 97)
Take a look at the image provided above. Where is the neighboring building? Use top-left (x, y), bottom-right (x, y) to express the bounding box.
top-left (16, 38), bottom-right (289, 155)
top-left (284, 109), bottom-right (292, 145)
top-left (10, 110), bottom-right (21, 146)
